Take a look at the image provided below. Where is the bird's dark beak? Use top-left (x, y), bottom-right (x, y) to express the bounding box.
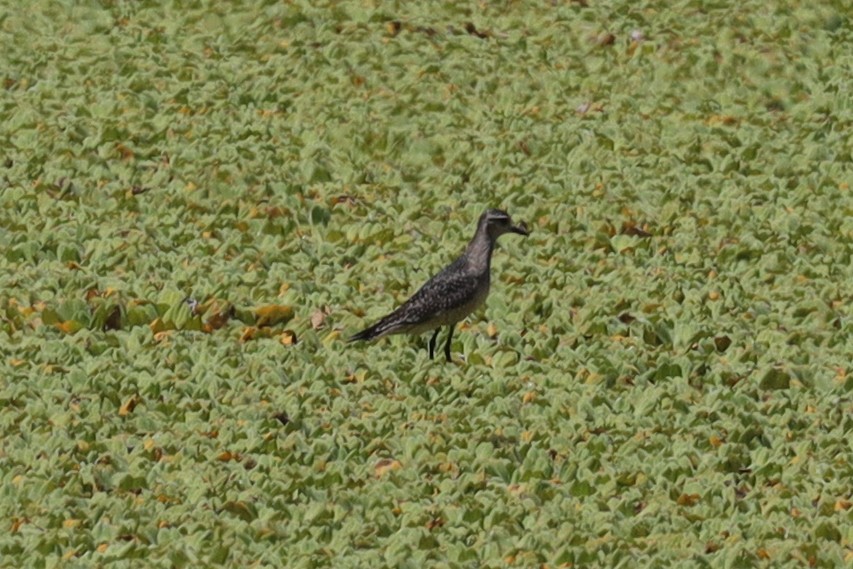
top-left (510, 221), bottom-right (530, 236)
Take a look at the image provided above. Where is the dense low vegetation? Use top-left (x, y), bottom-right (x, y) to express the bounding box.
top-left (2, 1), bottom-right (852, 566)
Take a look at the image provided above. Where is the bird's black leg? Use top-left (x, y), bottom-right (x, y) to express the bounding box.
top-left (429, 328), bottom-right (440, 359)
top-left (444, 325), bottom-right (454, 362)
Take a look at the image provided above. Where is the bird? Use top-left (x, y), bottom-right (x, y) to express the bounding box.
top-left (349, 208), bottom-right (529, 362)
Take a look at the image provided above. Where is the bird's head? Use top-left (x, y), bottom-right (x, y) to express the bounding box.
top-left (480, 208), bottom-right (530, 240)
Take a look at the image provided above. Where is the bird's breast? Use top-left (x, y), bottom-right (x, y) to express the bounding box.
top-left (435, 278), bottom-right (490, 326)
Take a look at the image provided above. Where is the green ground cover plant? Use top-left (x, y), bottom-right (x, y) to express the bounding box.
top-left (1, 0), bottom-right (852, 567)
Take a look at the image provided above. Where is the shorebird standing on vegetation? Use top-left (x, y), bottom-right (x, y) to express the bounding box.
top-left (349, 209), bottom-right (529, 362)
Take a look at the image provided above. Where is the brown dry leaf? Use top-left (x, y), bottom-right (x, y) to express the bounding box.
top-left (620, 221), bottom-right (653, 237)
top-left (344, 369), bottom-right (367, 384)
top-left (240, 327), bottom-right (258, 342)
top-left (203, 301), bottom-right (233, 332)
top-left (522, 391), bottom-right (536, 404)
top-left (310, 307), bottom-right (328, 330)
top-left (374, 458), bottom-right (402, 477)
top-left (254, 304), bottom-right (294, 327)
top-left (217, 451), bottom-right (241, 462)
top-left (677, 493), bottom-right (700, 507)
top-left (425, 517), bottom-right (444, 530)
top-left (241, 327), bottom-right (276, 343)
top-left (115, 143), bottom-right (135, 160)
top-left (709, 435), bottom-right (724, 448)
top-left (596, 32), bottom-right (616, 46)
top-left (835, 499), bottom-right (852, 511)
top-left (119, 396), bottom-right (138, 417)
top-left (464, 21), bottom-right (490, 39)
top-left (707, 114), bottom-right (739, 126)
top-left (714, 336), bottom-right (732, 352)
top-left (280, 330), bottom-right (298, 346)
top-left (386, 20), bottom-right (402, 36)
top-left (96, 544), bottom-right (108, 554)
top-left (265, 206), bottom-right (287, 219)
top-left (103, 305), bottom-right (122, 331)
top-left (486, 322), bottom-right (498, 338)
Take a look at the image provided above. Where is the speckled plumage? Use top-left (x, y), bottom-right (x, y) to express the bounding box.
top-left (349, 209), bottom-right (529, 361)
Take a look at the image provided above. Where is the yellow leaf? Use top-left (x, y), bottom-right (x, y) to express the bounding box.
top-left (486, 322), bottom-right (498, 338)
top-left (119, 396), bottom-right (138, 416)
top-left (153, 330), bottom-right (173, 343)
top-left (323, 330), bottom-right (340, 345)
top-left (96, 543), bottom-right (108, 554)
top-left (63, 519), bottom-right (81, 529)
top-left (374, 458), bottom-right (402, 477)
top-left (240, 326), bottom-right (258, 342)
top-left (584, 372), bottom-right (603, 385)
top-left (280, 330), bottom-right (298, 346)
top-left (149, 318), bottom-right (168, 334)
top-left (835, 499), bottom-right (852, 511)
top-left (522, 391), bottom-right (536, 404)
top-left (709, 435), bottom-right (723, 448)
top-left (9, 358), bottom-right (26, 367)
top-left (254, 304), bottom-right (294, 327)
top-left (55, 320), bottom-right (83, 334)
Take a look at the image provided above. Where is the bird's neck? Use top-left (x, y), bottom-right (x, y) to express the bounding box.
top-left (465, 227), bottom-right (495, 273)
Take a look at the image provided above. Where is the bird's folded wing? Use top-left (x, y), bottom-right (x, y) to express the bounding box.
top-left (395, 270), bottom-right (482, 325)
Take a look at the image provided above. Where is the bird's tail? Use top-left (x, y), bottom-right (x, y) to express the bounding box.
top-left (348, 323), bottom-right (382, 343)
top-left (348, 313), bottom-right (404, 343)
